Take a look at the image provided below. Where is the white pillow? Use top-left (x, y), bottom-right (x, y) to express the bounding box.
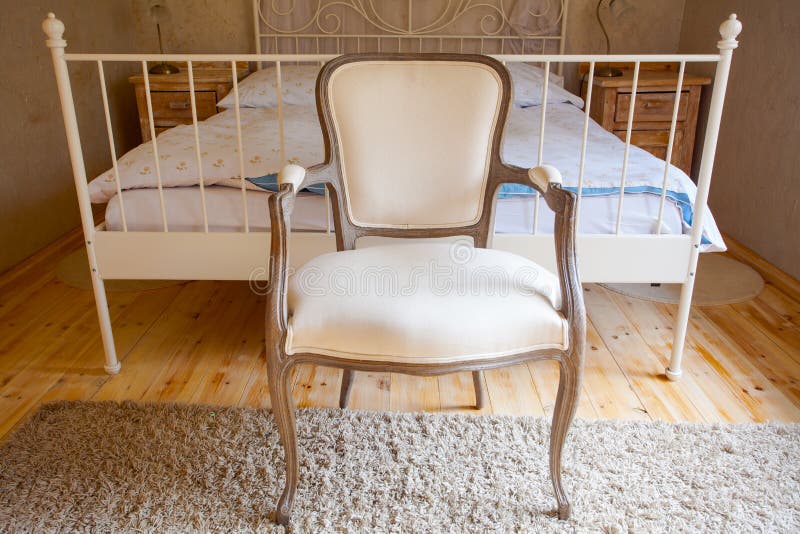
top-left (217, 65), bottom-right (319, 109)
top-left (218, 62), bottom-right (583, 110)
top-left (506, 62), bottom-right (584, 109)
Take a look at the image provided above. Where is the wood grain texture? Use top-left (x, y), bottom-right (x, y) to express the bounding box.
top-left (0, 235), bottom-right (798, 436)
top-left (130, 67), bottom-right (246, 142)
top-left (580, 66), bottom-right (710, 174)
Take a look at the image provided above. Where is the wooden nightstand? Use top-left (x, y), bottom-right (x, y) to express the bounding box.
top-left (129, 65), bottom-right (247, 142)
top-left (580, 63), bottom-right (711, 175)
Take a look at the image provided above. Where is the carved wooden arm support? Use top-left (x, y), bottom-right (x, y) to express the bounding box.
top-left (266, 163), bottom-right (337, 342)
top-left (495, 163), bottom-right (586, 338)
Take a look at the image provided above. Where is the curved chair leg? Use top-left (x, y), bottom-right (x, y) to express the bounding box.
top-left (472, 371), bottom-right (486, 410)
top-left (268, 359), bottom-right (298, 526)
top-left (549, 356), bottom-right (582, 520)
top-left (339, 369), bottom-right (355, 409)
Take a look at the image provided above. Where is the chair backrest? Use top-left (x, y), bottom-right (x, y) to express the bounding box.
top-left (316, 54), bottom-right (512, 249)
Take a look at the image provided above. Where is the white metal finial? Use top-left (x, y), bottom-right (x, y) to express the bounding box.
top-left (718, 14), bottom-right (742, 50)
top-left (43, 12), bottom-right (66, 48)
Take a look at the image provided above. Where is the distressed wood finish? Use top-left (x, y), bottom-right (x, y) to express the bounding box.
top-left (580, 65), bottom-right (710, 174)
top-left (129, 67), bottom-right (247, 142)
top-left (264, 53), bottom-right (586, 525)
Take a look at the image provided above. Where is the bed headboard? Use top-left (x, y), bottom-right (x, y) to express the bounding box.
top-left (253, 0), bottom-right (568, 73)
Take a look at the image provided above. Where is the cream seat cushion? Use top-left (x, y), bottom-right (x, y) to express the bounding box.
top-left (286, 242), bottom-right (567, 364)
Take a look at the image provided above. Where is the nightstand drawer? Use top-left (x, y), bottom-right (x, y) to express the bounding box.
top-left (615, 92), bottom-right (688, 123)
top-left (614, 129), bottom-right (684, 162)
top-left (150, 91), bottom-right (217, 122)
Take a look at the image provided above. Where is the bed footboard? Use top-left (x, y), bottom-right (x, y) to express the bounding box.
top-left (43, 10), bottom-right (741, 378)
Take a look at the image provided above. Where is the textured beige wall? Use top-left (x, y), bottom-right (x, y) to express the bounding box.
top-left (566, 0), bottom-right (685, 53)
top-left (131, 0), bottom-right (254, 53)
top-left (0, 1), bottom-right (141, 273)
top-left (563, 0), bottom-right (685, 91)
top-left (679, 0), bottom-right (800, 279)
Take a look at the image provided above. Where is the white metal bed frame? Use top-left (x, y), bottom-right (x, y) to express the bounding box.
top-left (42, 0), bottom-right (741, 382)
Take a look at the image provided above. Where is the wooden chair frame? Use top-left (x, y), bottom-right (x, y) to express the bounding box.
top-left (265, 53), bottom-right (585, 525)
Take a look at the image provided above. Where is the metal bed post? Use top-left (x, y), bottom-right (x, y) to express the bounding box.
top-left (43, 13), bottom-right (120, 374)
top-left (666, 14), bottom-right (742, 381)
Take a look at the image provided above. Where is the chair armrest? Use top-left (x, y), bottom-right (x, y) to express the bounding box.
top-left (494, 163), bottom-right (562, 196)
top-left (528, 164), bottom-right (563, 193)
top-left (279, 164), bottom-right (306, 193)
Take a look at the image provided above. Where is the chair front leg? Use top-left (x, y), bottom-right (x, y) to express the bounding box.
top-left (339, 369), bottom-right (355, 409)
top-left (267, 355), bottom-right (298, 526)
top-left (549, 350), bottom-right (583, 520)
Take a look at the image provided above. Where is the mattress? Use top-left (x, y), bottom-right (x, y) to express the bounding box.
top-left (94, 103), bottom-right (725, 251)
top-left (105, 185), bottom-right (688, 237)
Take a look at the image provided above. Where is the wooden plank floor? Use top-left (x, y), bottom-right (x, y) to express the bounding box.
top-left (1, 230), bottom-right (799, 440)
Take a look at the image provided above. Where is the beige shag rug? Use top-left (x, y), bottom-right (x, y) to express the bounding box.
top-left (1, 402), bottom-right (798, 532)
top-left (56, 248), bottom-right (185, 291)
top-left (602, 253), bottom-right (764, 305)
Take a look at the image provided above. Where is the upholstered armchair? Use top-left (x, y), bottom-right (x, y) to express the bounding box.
top-left (265, 54), bottom-right (585, 525)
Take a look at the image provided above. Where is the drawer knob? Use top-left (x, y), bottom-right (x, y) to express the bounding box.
top-left (169, 100), bottom-right (190, 110)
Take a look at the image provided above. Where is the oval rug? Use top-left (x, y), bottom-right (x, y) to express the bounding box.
top-left (602, 253), bottom-right (764, 306)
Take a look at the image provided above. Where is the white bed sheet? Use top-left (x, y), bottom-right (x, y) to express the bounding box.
top-left (94, 103), bottom-right (725, 250)
top-left (105, 185), bottom-right (688, 237)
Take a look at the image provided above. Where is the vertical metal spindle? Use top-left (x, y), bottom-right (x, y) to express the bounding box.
top-left (325, 188), bottom-right (332, 233)
top-left (231, 61), bottom-right (248, 233)
top-left (616, 60), bottom-right (640, 234)
top-left (557, 0), bottom-right (568, 76)
top-left (141, 61), bottom-right (168, 232)
top-left (187, 60), bottom-right (209, 233)
top-left (275, 61), bottom-right (286, 166)
top-left (253, 0), bottom-right (262, 70)
top-left (576, 61), bottom-right (595, 231)
top-left (533, 61), bottom-right (551, 235)
top-left (97, 60), bottom-right (127, 232)
top-left (656, 61), bottom-right (686, 234)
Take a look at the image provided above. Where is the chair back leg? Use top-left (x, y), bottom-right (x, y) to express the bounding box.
top-left (339, 369), bottom-right (355, 409)
top-left (472, 371), bottom-right (486, 410)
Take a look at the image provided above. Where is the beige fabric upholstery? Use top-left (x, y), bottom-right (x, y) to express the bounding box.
top-left (286, 242), bottom-right (567, 363)
top-left (326, 61), bottom-right (503, 229)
